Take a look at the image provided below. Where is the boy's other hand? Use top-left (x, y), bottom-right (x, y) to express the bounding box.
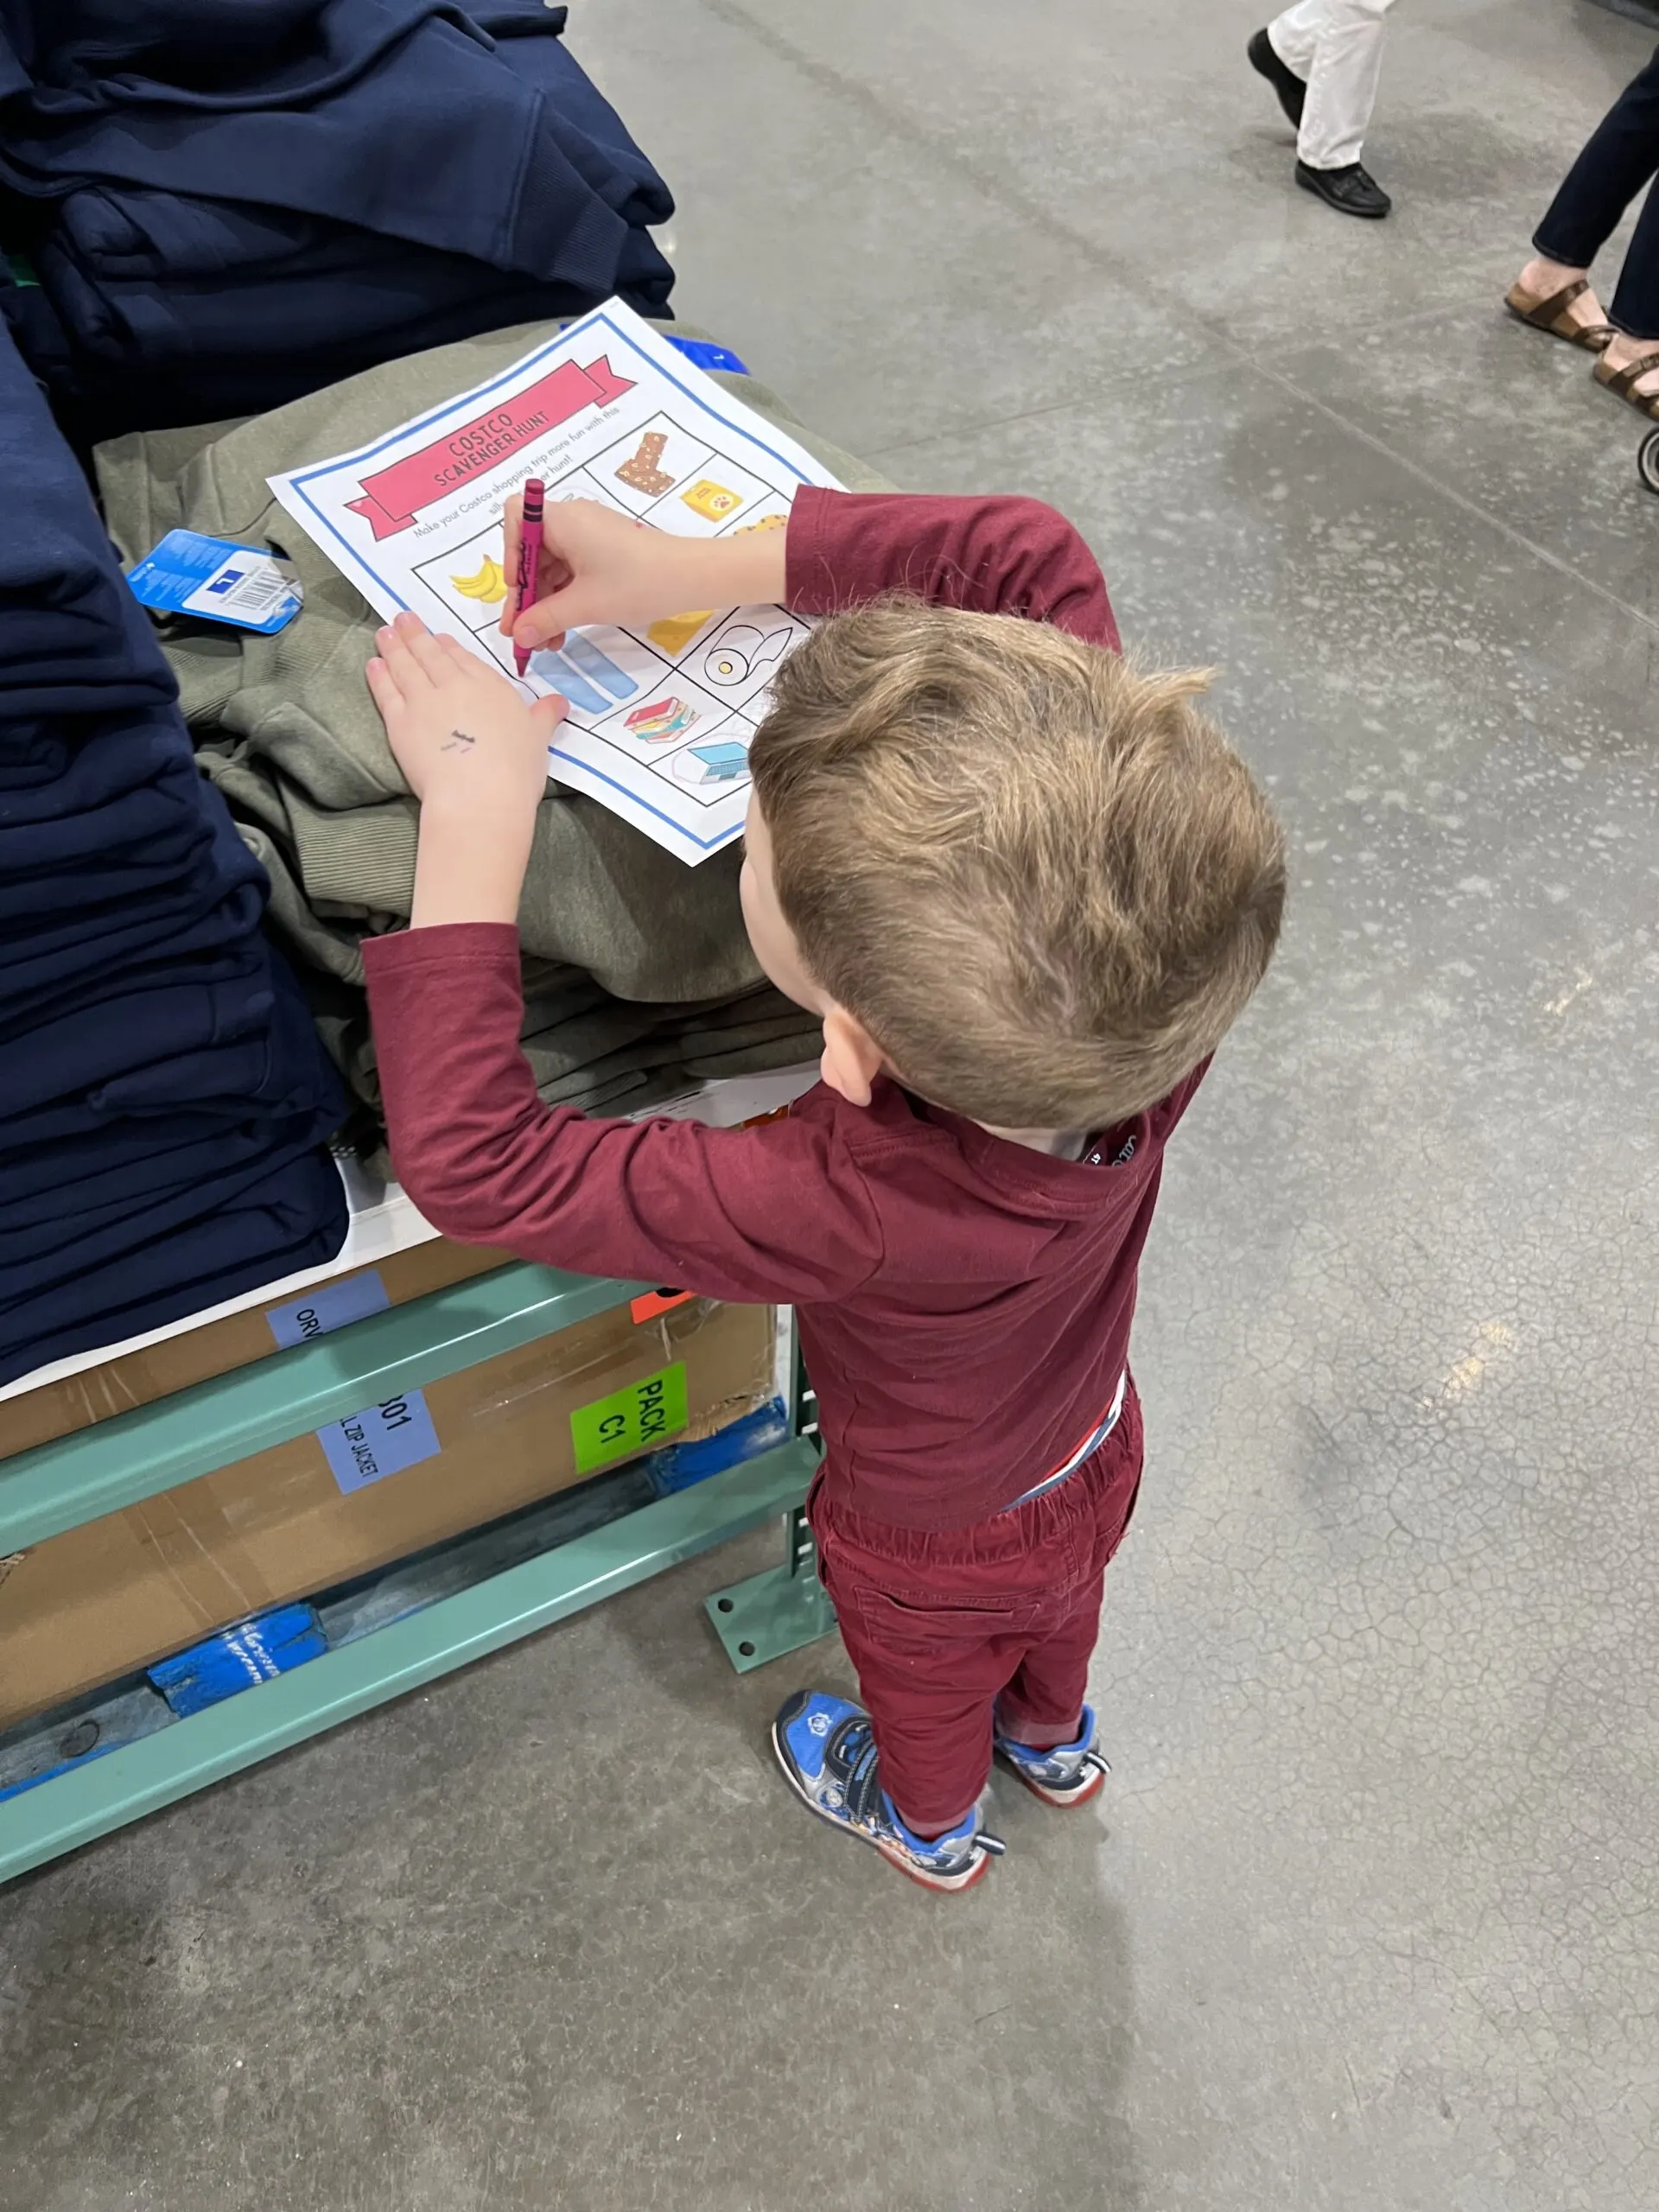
top-left (367, 612), bottom-right (565, 820)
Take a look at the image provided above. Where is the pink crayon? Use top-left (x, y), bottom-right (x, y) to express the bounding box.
top-left (511, 478), bottom-right (544, 678)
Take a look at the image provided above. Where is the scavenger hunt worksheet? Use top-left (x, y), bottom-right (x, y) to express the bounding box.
top-left (267, 302), bottom-right (842, 865)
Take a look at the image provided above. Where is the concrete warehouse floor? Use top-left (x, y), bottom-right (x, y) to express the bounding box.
top-left (3, 4), bottom-right (1656, 2208)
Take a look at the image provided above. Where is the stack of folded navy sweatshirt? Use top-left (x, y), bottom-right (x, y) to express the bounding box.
top-left (0, 321), bottom-right (348, 1389)
top-left (0, 0), bottom-right (675, 442)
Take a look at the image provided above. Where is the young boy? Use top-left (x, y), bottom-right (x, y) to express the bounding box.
top-left (360, 486), bottom-right (1285, 1895)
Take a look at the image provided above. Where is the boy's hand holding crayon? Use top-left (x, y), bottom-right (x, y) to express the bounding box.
top-left (500, 494), bottom-right (785, 653)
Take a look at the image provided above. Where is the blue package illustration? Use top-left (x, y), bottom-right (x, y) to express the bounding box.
top-left (687, 741), bottom-right (751, 784)
top-left (531, 647), bottom-right (610, 715)
top-left (561, 632), bottom-right (638, 701)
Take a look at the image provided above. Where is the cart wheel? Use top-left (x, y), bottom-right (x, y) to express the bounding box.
top-left (1641, 429), bottom-right (1659, 496)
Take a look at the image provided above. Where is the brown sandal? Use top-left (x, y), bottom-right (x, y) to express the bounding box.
top-left (1592, 349), bottom-right (1659, 419)
top-left (1503, 277), bottom-right (1616, 353)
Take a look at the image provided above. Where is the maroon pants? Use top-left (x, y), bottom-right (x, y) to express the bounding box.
top-left (809, 1383), bottom-right (1144, 1834)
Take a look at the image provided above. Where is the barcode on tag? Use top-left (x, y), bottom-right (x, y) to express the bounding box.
top-left (181, 551), bottom-right (299, 626)
top-left (213, 569), bottom-right (284, 613)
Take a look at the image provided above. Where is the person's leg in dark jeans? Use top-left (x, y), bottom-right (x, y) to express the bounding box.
top-left (1534, 44), bottom-right (1659, 279)
top-left (1606, 171), bottom-right (1659, 343)
top-left (1594, 154), bottom-right (1659, 413)
top-left (1510, 46), bottom-right (1659, 397)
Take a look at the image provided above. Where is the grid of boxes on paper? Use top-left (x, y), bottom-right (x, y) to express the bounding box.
top-left (411, 410), bottom-right (804, 811)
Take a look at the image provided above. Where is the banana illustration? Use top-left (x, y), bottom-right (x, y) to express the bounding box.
top-left (450, 555), bottom-right (507, 602)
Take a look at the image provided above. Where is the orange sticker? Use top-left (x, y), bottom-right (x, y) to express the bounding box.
top-left (631, 1287), bottom-right (696, 1324)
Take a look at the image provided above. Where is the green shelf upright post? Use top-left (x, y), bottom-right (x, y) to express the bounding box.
top-left (704, 1340), bottom-right (836, 1670)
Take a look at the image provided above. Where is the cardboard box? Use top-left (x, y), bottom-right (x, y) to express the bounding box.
top-left (0, 1297), bottom-right (774, 1731)
top-left (0, 1236), bottom-right (513, 1462)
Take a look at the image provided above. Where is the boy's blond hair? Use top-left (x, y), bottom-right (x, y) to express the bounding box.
top-left (749, 600), bottom-right (1286, 1131)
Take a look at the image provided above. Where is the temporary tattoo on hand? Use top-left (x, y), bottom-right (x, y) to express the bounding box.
top-left (441, 730), bottom-right (477, 753)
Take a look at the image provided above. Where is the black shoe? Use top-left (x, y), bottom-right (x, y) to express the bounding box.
top-left (1295, 160), bottom-right (1392, 219)
top-left (1248, 28), bottom-right (1306, 129)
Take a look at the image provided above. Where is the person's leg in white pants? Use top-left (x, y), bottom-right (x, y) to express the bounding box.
top-left (1268, 0), bottom-right (1396, 170)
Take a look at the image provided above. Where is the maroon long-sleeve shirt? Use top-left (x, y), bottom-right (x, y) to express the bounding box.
top-left (364, 488), bottom-right (1208, 1529)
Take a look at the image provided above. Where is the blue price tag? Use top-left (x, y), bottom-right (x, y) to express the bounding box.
top-left (267, 1270), bottom-right (391, 1349)
top-left (126, 528), bottom-right (303, 633)
top-left (317, 1391), bottom-right (442, 1494)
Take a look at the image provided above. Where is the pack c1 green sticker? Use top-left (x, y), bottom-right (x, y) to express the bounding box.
top-left (570, 1362), bottom-right (689, 1475)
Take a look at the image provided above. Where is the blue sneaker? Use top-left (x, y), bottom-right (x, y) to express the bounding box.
top-left (772, 1690), bottom-right (1004, 1893)
top-left (993, 1704), bottom-right (1110, 1807)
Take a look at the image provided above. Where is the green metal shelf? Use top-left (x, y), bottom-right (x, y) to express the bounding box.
top-left (0, 1440), bottom-right (822, 1888)
top-left (1, 1257), bottom-right (837, 1882)
top-left (0, 1261), bottom-right (651, 1553)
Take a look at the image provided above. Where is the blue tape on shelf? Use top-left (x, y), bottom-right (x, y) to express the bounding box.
top-left (0, 1684), bottom-right (172, 1803)
top-left (147, 1604), bottom-right (327, 1718)
top-left (663, 336), bottom-right (751, 377)
top-left (316, 1389), bottom-right (442, 1494)
top-left (266, 1269), bottom-right (391, 1348)
top-left (645, 1396), bottom-right (790, 1496)
top-left (0, 1744), bottom-right (117, 1806)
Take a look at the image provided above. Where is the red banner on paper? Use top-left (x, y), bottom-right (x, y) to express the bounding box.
top-left (344, 355), bottom-right (636, 538)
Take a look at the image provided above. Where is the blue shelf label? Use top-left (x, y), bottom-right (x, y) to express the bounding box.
top-left (267, 1269), bottom-right (391, 1348)
top-left (317, 1390), bottom-right (442, 1494)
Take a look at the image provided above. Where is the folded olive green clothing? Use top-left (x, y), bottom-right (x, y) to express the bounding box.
top-left (343, 970), bottom-right (817, 1111)
top-left (95, 319), bottom-right (888, 1004)
top-left (222, 753), bottom-right (823, 1131)
top-left (325, 963), bottom-right (818, 1179)
top-left (228, 808), bottom-right (390, 987)
top-left (232, 771), bottom-right (823, 1123)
